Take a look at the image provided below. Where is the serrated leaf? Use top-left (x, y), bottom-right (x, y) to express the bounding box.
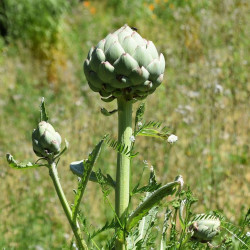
top-left (6, 153), bottom-right (44, 169)
top-left (104, 135), bottom-right (137, 157)
top-left (221, 221), bottom-right (250, 248)
top-left (72, 139), bottom-right (104, 222)
top-left (135, 120), bottom-right (170, 140)
top-left (40, 97), bottom-right (49, 122)
top-left (132, 168), bottom-right (161, 194)
top-left (137, 128), bottom-right (169, 140)
top-left (90, 219), bottom-right (117, 239)
top-left (126, 180), bottom-right (181, 232)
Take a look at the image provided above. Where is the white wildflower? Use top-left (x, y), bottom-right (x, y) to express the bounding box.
top-left (137, 121), bottom-right (143, 127)
top-left (72, 243), bottom-right (78, 250)
top-left (246, 232), bottom-right (250, 237)
top-left (214, 84), bottom-right (223, 94)
top-left (129, 135), bottom-right (135, 142)
top-left (168, 134), bottom-right (178, 144)
top-left (150, 165), bottom-right (154, 172)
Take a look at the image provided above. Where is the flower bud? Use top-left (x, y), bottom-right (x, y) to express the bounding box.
top-left (189, 216), bottom-right (220, 242)
top-left (32, 121), bottom-right (61, 157)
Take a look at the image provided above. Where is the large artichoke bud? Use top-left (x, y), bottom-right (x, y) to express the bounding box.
top-left (83, 24), bottom-right (165, 101)
top-left (32, 121), bottom-right (61, 157)
top-left (189, 215), bottom-right (220, 242)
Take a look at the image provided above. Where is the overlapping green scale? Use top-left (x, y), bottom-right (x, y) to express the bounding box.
top-left (83, 24), bottom-right (165, 101)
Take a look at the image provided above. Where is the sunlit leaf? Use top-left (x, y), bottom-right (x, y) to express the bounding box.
top-left (127, 180), bottom-right (181, 232)
top-left (40, 97), bottom-right (49, 122)
top-left (6, 153), bottom-right (44, 169)
top-left (72, 138), bottom-right (104, 221)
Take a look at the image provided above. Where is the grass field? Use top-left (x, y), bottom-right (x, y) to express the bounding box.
top-left (0, 0), bottom-right (249, 248)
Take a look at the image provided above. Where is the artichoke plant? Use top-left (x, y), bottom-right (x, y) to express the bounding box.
top-left (83, 24), bottom-right (166, 249)
top-left (84, 24), bottom-right (165, 101)
top-left (189, 216), bottom-right (221, 242)
top-left (32, 121), bottom-right (61, 157)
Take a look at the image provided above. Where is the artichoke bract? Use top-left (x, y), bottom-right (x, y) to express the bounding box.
top-left (84, 24), bottom-right (165, 101)
top-left (189, 216), bottom-right (220, 242)
top-left (32, 121), bottom-right (61, 157)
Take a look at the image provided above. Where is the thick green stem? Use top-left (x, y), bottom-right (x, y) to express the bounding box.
top-left (115, 97), bottom-right (133, 249)
top-left (49, 162), bottom-right (88, 250)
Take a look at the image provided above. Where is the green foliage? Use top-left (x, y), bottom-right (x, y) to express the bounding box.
top-left (40, 97), bottom-right (49, 122)
top-left (135, 120), bottom-right (170, 140)
top-left (134, 102), bottom-right (145, 128)
top-left (132, 168), bottom-right (161, 194)
top-left (221, 221), bottom-right (250, 249)
top-left (72, 138), bottom-right (104, 222)
top-left (104, 135), bottom-right (137, 157)
top-left (127, 179), bottom-right (181, 232)
top-left (100, 107), bottom-right (117, 116)
top-left (127, 206), bottom-right (158, 249)
top-left (105, 0), bottom-right (152, 22)
top-left (6, 153), bottom-right (44, 169)
top-left (3, 0), bottom-right (69, 53)
top-left (90, 219), bottom-right (117, 240)
top-left (70, 162), bottom-right (116, 188)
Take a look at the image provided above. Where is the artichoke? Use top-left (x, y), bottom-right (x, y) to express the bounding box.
top-left (32, 121), bottom-right (61, 157)
top-left (83, 24), bottom-right (165, 101)
top-left (189, 216), bottom-right (220, 242)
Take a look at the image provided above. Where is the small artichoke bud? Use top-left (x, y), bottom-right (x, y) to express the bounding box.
top-left (189, 216), bottom-right (220, 242)
top-left (32, 121), bottom-right (61, 157)
top-left (84, 24), bottom-right (165, 101)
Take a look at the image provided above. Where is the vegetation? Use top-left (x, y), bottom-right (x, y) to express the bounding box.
top-left (0, 0), bottom-right (249, 249)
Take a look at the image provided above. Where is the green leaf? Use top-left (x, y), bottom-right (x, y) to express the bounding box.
top-left (40, 97), bottom-right (49, 122)
top-left (221, 221), bottom-right (250, 248)
top-left (137, 203), bottom-right (158, 244)
top-left (104, 135), bottom-right (137, 157)
top-left (179, 199), bottom-right (186, 230)
top-left (127, 205), bottom-right (158, 249)
top-left (137, 128), bottom-right (168, 139)
top-left (132, 168), bottom-right (161, 194)
top-left (126, 180), bottom-right (181, 232)
top-left (160, 208), bottom-right (172, 250)
top-left (101, 96), bottom-right (116, 103)
top-left (101, 107), bottom-right (117, 116)
top-left (135, 103), bottom-right (145, 128)
top-left (6, 153), bottom-right (44, 169)
top-left (70, 162), bottom-right (116, 189)
top-left (90, 219), bottom-right (117, 239)
top-left (72, 138), bottom-right (104, 222)
top-left (135, 120), bottom-right (170, 140)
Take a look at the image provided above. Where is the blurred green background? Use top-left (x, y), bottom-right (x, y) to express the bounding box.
top-left (0, 0), bottom-right (249, 248)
